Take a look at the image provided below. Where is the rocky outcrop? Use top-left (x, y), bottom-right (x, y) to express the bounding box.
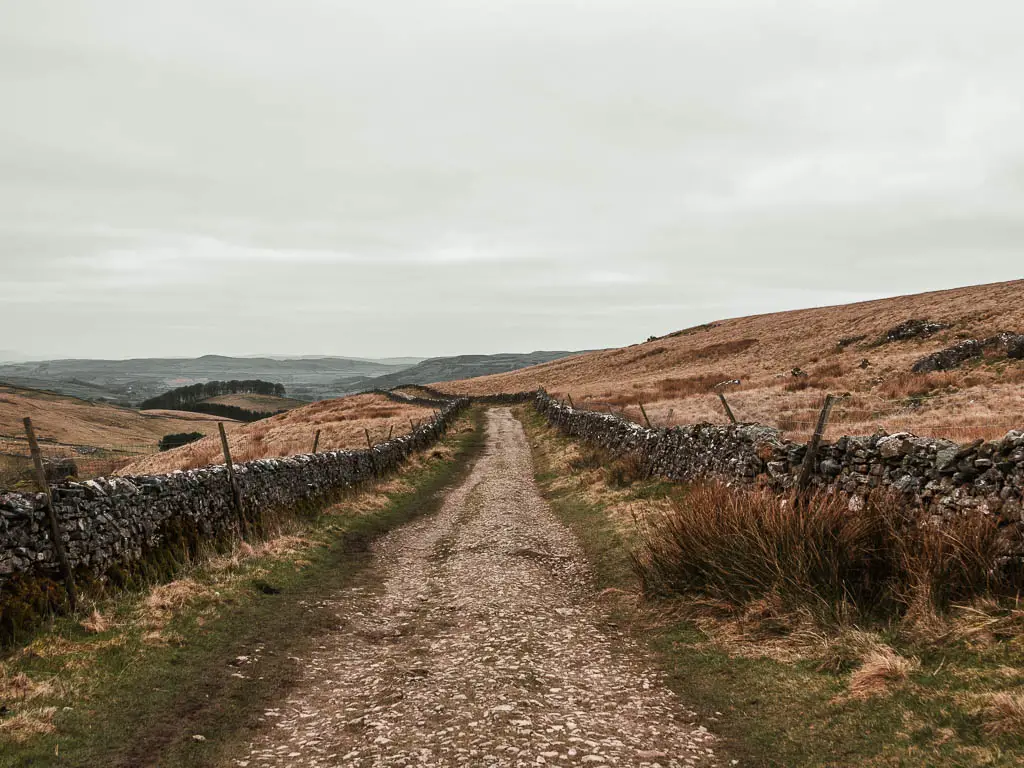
top-left (885, 319), bottom-right (951, 342)
top-left (0, 399), bottom-right (469, 586)
top-left (910, 332), bottom-right (1024, 372)
top-left (911, 339), bottom-right (984, 372)
top-left (534, 392), bottom-right (1024, 535)
top-left (986, 332), bottom-right (1024, 359)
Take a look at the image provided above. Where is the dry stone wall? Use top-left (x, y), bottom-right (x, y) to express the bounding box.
top-left (0, 398), bottom-right (469, 587)
top-left (534, 391), bottom-right (1024, 534)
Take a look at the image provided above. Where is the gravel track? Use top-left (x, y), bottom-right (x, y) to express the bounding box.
top-left (234, 408), bottom-right (718, 768)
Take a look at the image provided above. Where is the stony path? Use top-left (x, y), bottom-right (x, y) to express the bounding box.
top-left (234, 408), bottom-right (718, 768)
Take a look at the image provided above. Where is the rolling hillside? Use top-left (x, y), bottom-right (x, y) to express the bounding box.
top-left (438, 280), bottom-right (1024, 442)
top-left (0, 384), bottom-right (228, 451)
top-left (0, 384), bottom-right (235, 486)
top-left (120, 392), bottom-right (437, 475)
top-left (343, 351), bottom-right (584, 392)
top-left (0, 355), bottom-right (418, 404)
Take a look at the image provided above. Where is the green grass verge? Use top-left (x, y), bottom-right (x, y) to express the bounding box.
top-left (517, 405), bottom-right (1024, 768)
top-left (0, 408), bottom-right (486, 768)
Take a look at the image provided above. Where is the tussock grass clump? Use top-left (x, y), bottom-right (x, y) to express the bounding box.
top-left (984, 692), bottom-right (1024, 737)
top-left (606, 453), bottom-right (647, 488)
top-left (875, 371), bottom-right (958, 400)
top-left (632, 482), bottom-right (1015, 624)
top-left (568, 445), bottom-right (606, 472)
top-left (633, 484), bottom-right (902, 620)
top-left (848, 647), bottom-right (919, 698)
top-left (0, 707), bottom-right (57, 743)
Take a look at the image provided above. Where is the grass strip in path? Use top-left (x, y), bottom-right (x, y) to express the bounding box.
top-left (0, 408), bottom-right (486, 768)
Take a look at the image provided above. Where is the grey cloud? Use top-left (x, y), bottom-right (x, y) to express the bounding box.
top-left (1, 1), bottom-right (1021, 359)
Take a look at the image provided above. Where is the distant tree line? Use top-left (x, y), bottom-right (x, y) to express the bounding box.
top-left (140, 380), bottom-right (286, 411)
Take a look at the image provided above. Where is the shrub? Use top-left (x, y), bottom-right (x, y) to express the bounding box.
top-left (159, 432), bottom-right (205, 452)
top-left (568, 445), bottom-right (605, 472)
top-left (605, 453), bottom-right (646, 488)
top-left (632, 482), bottom-right (1017, 624)
top-left (656, 373), bottom-right (733, 399)
top-left (633, 484), bottom-right (901, 619)
top-left (897, 513), bottom-right (1009, 612)
top-left (875, 371), bottom-right (957, 400)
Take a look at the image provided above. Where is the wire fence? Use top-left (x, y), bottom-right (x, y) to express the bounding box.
top-left (0, 434), bottom-right (160, 490)
top-left (564, 390), bottom-right (1024, 444)
top-left (0, 414), bottom-right (428, 493)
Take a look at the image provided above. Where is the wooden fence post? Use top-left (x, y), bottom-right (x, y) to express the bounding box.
top-left (717, 393), bottom-right (738, 424)
top-left (797, 394), bottom-right (836, 495)
top-left (364, 428), bottom-right (373, 449)
top-left (23, 417), bottom-right (78, 612)
top-left (638, 401), bottom-right (653, 429)
top-left (218, 423), bottom-right (246, 532)
top-left (311, 429), bottom-right (321, 454)
top-left (388, 424), bottom-right (394, 440)
top-left (566, 393), bottom-right (575, 409)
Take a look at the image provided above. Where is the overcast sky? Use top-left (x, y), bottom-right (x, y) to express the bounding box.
top-left (2, 1), bottom-right (1021, 360)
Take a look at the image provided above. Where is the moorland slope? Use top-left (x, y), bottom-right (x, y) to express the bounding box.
top-left (438, 280), bottom-right (1024, 442)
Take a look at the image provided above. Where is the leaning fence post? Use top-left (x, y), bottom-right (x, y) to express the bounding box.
top-left (364, 428), bottom-right (373, 449)
top-left (23, 417), bottom-right (78, 612)
top-left (218, 423), bottom-right (246, 532)
top-left (311, 429), bottom-right (321, 454)
top-left (717, 393), bottom-right (738, 424)
top-left (796, 394), bottom-right (836, 495)
top-left (638, 401), bottom-right (653, 429)
top-left (388, 424), bottom-right (394, 440)
top-left (566, 393), bottom-right (575, 409)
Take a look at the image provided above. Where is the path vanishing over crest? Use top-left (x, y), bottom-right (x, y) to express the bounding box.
top-left (235, 409), bottom-right (718, 768)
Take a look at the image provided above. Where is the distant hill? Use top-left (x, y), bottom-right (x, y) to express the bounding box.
top-left (343, 351), bottom-right (584, 392)
top-left (0, 355), bottom-right (418, 404)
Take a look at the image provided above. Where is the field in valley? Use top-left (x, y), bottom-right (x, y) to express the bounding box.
top-left (0, 385), bottom-right (237, 486)
top-left (196, 393), bottom-right (309, 412)
top-left (119, 392), bottom-right (438, 475)
top-left (438, 279), bottom-right (1024, 442)
top-left (0, 385), bottom-right (228, 450)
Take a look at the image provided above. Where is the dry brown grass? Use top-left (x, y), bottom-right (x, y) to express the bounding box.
top-left (815, 628), bottom-right (889, 673)
top-left (80, 608), bottom-right (110, 634)
top-left (848, 647), bottom-right (919, 698)
top-left (442, 280), bottom-right (1024, 441)
top-left (0, 384), bottom-right (226, 452)
top-left (875, 371), bottom-right (959, 400)
top-left (1, 667), bottom-right (55, 704)
top-left (119, 393), bottom-right (434, 475)
top-left (141, 578), bottom-right (215, 633)
top-left (949, 599), bottom-right (1024, 647)
top-left (984, 692), bottom-right (1024, 737)
top-left (0, 707), bottom-right (57, 742)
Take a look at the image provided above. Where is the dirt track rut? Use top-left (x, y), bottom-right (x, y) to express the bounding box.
top-left (234, 408), bottom-right (718, 767)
